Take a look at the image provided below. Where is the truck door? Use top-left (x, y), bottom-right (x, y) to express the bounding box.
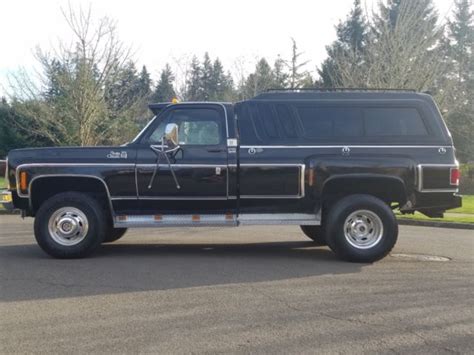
top-left (135, 104), bottom-right (234, 214)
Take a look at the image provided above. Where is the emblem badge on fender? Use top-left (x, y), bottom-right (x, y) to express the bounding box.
top-left (107, 151), bottom-right (128, 159)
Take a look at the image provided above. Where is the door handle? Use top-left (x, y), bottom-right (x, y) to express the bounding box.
top-left (207, 148), bottom-right (224, 153)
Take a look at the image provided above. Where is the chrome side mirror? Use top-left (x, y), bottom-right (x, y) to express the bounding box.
top-left (163, 123), bottom-right (179, 148)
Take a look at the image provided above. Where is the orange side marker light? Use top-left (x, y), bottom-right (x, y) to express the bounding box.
top-left (20, 172), bottom-right (28, 191)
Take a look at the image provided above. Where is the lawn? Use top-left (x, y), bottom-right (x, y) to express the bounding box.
top-left (397, 195), bottom-right (474, 224)
top-left (450, 195), bottom-right (474, 214)
top-left (396, 212), bottom-right (474, 224)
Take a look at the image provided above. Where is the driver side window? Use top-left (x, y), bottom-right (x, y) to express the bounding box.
top-left (147, 108), bottom-right (223, 145)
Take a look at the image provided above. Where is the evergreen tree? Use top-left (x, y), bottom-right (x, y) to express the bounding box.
top-left (445, 0), bottom-right (474, 161)
top-left (105, 61), bottom-right (143, 113)
top-left (318, 0), bottom-right (368, 87)
top-left (242, 58), bottom-right (274, 98)
top-left (151, 64), bottom-right (176, 103)
top-left (325, 0), bottom-right (444, 91)
top-left (273, 55), bottom-right (288, 89)
top-left (185, 56), bottom-right (202, 101)
top-left (138, 66), bottom-right (152, 98)
top-left (209, 58), bottom-right (234, 101)
top-left (201, 52), bottom-right (213, 100)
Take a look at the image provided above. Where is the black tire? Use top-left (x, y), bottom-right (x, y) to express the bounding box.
top-left (34, 192), bottom-right (107, 258)
top-left (300, 225), bottom-right (326, 246)
top-left (103, 228), bottom-right (127, 243)
top-left (325, 194), bottom-right (398, 263)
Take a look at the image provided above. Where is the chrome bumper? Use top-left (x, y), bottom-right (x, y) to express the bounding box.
top-left (1, 190), bottom-right (14, 211)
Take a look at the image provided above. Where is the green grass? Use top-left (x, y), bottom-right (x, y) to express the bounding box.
top-left (450, 195), bottom-right (474, 214)
top-left (0, 177), bottom-right (5, 188)
top-left (397, 212), bottom-right (474, 224)
top-left (397, 195), bottom-right (474, 224)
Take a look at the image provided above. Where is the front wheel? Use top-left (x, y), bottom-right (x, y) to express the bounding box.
top-left (325, 194), bottom-right (398, 263)
top-left (34, 192), bottom-right (107, 258)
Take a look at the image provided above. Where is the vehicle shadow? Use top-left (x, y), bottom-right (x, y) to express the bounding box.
top-left (0, 240), bottom-right (365, 302)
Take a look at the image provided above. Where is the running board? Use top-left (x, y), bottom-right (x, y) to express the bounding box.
top-left (113, 213), bottom-right (320, 228)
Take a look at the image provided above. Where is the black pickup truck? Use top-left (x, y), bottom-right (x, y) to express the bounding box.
top-left (1, 89), bottom-right (462, 262)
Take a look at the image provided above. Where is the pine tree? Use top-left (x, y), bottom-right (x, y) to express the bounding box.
top-left (151, 64), bottom-right (176, 103)
top-left (445, 0), bottom-right (474, 161)
top-left (318, 0), bottom-right (368, 87)
top-left (105, 61), bottom-right (143, 114)
top-left (373, 0), bottom-right (403, 32)
top-left (273, 55), bottom-right (288, 89)
top-left (242, 58), bottom-right (274, 98)
top-left (447, 0), bottom-right (473, 87)
top-left (138, 66), bottom-right (152, 98)
top-left (185, 56), bottom-right (202, 101)
top-left (201, 52), bottom-right (213, 100)
top-left (209, 58), bottom-right (234, 101)
top-left (327, 0), bottom-right (444, 91)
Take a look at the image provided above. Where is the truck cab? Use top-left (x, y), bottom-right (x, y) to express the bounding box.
top-left (1, 90), bottom-right (462, 262)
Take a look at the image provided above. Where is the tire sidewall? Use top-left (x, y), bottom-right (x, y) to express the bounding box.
top-left (34, 193), bottom-right (106, 258)
top-left (326, 195), bottom-right (398, 262)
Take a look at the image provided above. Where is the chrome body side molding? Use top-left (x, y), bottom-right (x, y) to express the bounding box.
top-left (113, 213), bottom-right (320, 228)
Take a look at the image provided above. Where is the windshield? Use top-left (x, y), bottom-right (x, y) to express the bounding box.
top-left (130, 115), bottom-right (157, 143)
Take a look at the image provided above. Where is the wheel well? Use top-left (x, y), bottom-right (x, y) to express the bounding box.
top-left (321, 176), bottom-right (407, 207)
top-left (30, 176), bottom-right (111, 215)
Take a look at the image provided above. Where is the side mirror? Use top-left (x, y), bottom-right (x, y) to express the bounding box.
top-left (163, 123), bottom-right (179, 148)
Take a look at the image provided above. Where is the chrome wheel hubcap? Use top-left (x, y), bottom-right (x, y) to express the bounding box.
top-left (343, 210), bottom-right (383, 249)
top-left (48, 207), bottom-right (89, 246)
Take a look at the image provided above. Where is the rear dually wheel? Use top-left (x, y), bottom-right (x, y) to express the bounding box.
top-left (325, 194), bottom-right (398, 263)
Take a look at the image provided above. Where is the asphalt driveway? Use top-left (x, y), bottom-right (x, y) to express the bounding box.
top-left (0, 215), bottom-right (473, 353)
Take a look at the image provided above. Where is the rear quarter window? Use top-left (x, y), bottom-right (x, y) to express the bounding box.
top-left (364, 108), bottom-right (428, 136)
top-left (297, 107), bottom-right (364, 139)
top-left (237, 101), bottom-right (441, 145)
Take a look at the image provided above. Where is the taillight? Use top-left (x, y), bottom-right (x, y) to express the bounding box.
top-left (450, 168), bottom-right (460, 186)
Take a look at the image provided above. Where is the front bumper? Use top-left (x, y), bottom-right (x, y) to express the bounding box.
top-left (1, 190), bottom-right (14, 211)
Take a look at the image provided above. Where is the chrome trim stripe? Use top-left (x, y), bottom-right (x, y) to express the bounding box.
top-left (239, 163), bottom-right (305, 199)
top-left (136, 164), bottom-right (228, 168)
top-left (239, 195), bottom-right (302, 199)
top-left (25, 174), bottom-right (116, 215)
top-left (112, 196), bottom-right (236, 201)
top-left (238, 213), bottom-right (320, 226)
top-left (17, 163), bottom-right (134, 167)
top-left (15, 163), bottom-right (134, 197)
top-left (240, 145), bottom-right (453, 149)
top-left (417, 164), bottom-right (459, 193)
top-left (120, 196), bottom-right (229, 201)
top-left (239, 163), bottom-right (304, 167)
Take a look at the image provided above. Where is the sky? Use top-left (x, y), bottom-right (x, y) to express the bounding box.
top-left (0, 0), bottom-right (455, 96)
